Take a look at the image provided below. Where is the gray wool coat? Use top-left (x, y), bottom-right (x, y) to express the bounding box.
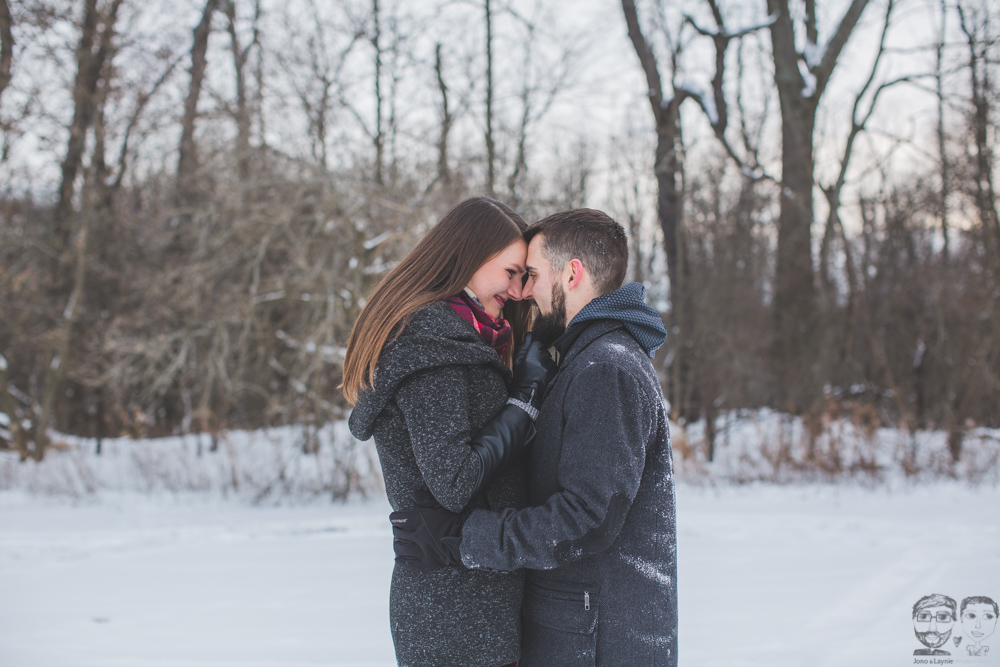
top-left (459, 315), bottom-right (678, 666)
top-left (348, 302), bottom-right (527, 667)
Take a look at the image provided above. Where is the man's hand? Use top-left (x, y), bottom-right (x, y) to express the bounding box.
top-left (390, 489), bottom-right (466, 570)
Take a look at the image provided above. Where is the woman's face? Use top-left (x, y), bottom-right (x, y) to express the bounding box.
top-left (466, 239), bottom-right (528, 319)
top-left (963, 603), bottom-right (998, 644)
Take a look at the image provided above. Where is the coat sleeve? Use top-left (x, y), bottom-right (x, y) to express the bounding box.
top-left (459, 361), bottom-right (653, 571)
top-left (393, 365), bottom-right (484, 513)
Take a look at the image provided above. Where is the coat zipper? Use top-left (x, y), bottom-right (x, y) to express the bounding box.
top-left (584, 591), bottom-right (590, 611)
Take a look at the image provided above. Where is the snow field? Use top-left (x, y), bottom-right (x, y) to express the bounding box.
top-left (2, 483), bottom-right (997, 666)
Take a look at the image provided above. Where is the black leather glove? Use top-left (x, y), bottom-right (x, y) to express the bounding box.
top-left (468, 402), bottom-right (535, 498)
top-left (466, 334), bottom-right (558, 498)
top-left (508, 333), bottom-right (558, 415)
top-left (391, 489), bottom-right (465, 570)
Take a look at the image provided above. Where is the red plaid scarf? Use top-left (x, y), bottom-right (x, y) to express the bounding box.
top-left (446, 290), bottom-right (511, 357)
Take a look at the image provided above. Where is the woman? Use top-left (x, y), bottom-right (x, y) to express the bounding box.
top-left (342, 197), bottom-right (554, 667)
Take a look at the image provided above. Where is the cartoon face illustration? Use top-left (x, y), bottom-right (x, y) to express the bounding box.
top-left (913, 594), bottom-right (957, 654)
top-left (961, 597), bottom-right (998, 648)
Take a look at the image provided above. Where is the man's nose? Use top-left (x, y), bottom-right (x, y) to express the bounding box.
top-left (522, 280), bottom-right (533, 300)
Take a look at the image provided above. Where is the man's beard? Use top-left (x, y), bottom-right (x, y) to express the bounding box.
top-left (915, 629), bottom-right (951, 649)
top-left (532, 281), bottom-right (567, 346)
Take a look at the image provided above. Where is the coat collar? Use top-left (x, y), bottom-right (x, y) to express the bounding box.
top-left (541, 319), bottom-right (624, 403)
top-left (557, 318), bottom-right (623, 368)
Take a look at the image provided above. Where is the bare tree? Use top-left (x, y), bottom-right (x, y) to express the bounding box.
top-left (225, 0), bottom-right (261, 181)
top-left (491, 3), bottom-right (573, 208)
top-left (372, 0), bottom-right (384, 185)
top-left (683, 0), bottom-right (775, 180)
top-left (274, 0), bottom-right (362, 175)
top-left (433, 42), bottom-right (452, 189)
top-left (935, 0), bottom-right (950, 263)
top-left (484, 0), bottom-right (495, 196)
top-left (0, 0), bottom-right (12, 104)
top-left (176, 0), bottom-right (221, 201)
top-left (621, 0), bottom-right (770, 430)
top-left (621, 0), bottom-right (692, 423)
top-left (54, 0), bottom-right (123, 250)
top-left (817, 0), bottom-right (907, 307)
top-left (766, 0), bottom-right (871, 411)
top-left (957, 0), bottom-right (1000, 268)
top-left (621, 0), bottom-right (687, 320)
top-left (23, 0), bottom-right (123, 459)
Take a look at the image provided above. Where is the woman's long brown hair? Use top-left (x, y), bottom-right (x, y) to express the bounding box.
top-left (342, 197), bottom-right (532, 405)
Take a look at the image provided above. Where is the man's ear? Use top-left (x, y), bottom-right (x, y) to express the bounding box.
top-left (566, 258), bottom-right (585, 290)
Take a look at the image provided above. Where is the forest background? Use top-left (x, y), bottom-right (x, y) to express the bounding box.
top-left (0, 0), bottom-right (998, 483)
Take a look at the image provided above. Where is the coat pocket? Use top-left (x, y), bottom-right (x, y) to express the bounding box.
top-left (520, 579), bottom-right (598, 667)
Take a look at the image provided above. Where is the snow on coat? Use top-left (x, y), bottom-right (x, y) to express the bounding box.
top-left (459, 285), bottom-right (678, 666)
top-left (349, 302), bottom-right (527, 667)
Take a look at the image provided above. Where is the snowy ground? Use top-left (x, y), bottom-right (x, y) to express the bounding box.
top-left (2, 483), bottom-right (998, 667)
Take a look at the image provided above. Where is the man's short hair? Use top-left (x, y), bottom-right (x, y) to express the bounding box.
top-left (526, 209), bottom-right (628, 296)
top-left (913, 594), bottom-right (957, 618)
top-left (961, 596), bottom-right (999, 616)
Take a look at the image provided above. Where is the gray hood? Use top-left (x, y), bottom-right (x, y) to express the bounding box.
top-left (348, 302), bottom-right (511, 441)
top-left (566, 282), bottom-right (667, 358)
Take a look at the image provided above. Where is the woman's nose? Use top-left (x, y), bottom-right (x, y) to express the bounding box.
top-left (507, 278), bottom-right (523, 300)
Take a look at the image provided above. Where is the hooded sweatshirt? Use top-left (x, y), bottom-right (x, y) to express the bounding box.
top-left (557, 281), bottom-right (667, 359)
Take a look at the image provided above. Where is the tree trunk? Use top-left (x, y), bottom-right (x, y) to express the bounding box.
top-left (372, 0), bottom-right (384, 185)
top-left (769, 8), bottom-right (819, 412)
top-left (484, 0), bottom-right (495, 196)
top-left (0, 0), bottom-right (12, 104)
top-left (36, 0), bottom-right (122, 459)
top-left (621, 0), bottom-right (693, 420)
top-left (54, 0), bottom-right (101, 246)
top-left (53, 0), bottom-right (122, 285)
top-left (177, 0), bottom-right (220, 202)
top-left (434, 43), bottom-right (452, 188)
top-left (936, 0), bottom-right (950, 262)
top-left (766, 0), bottom-right (869, 411)
top-left (225, 0), bottom-right (257, 182)
top-left (959, 4), bottom-right (1000, 265)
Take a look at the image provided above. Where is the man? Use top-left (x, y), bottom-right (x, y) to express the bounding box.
top-left (392, 209), bottom-right (678, 666)
top-left (912, 594), bottom-right (957, 656)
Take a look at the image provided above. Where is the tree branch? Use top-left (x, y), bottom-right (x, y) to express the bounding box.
top-left (814, 0), bottom-right (871, 97)
top-left (622, 0), bottom-right (665, 121)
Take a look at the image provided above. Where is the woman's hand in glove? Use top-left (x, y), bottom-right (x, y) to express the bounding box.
top-left (509, 333), bottom-right (558, 415)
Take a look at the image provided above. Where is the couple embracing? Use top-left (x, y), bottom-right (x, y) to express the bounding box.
top-left (343, 197), bottom-right (677, 667)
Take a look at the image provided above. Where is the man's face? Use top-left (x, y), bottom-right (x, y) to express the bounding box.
top-left (523, 236), bottom-right (567, 345)
top-left (523, 236), bottom-right (554, 315)
top-left (913, 605), bottom-right (955, 649)
top-left (962, 603), bottom-right (998, 644)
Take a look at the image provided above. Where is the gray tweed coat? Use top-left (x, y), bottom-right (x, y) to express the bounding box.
top-left (459, 284), bottom-right (678, 666)
top-left (349, 302), bottom-right (527, 667)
